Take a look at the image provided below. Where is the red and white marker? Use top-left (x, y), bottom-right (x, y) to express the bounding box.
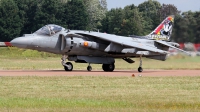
top-left (0, 42), bottom-right (12, 47)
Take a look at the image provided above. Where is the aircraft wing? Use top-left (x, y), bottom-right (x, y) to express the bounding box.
top-left (156, 40), bottom-right (190, 55)
top-left (67, 32), bottom-right (168, 54)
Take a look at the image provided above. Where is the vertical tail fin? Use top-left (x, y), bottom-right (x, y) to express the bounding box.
top-left (146, 15), bottom-right (174, 41)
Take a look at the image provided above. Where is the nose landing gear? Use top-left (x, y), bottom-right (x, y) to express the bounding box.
top-left (61, 55), bottom-right (73, 71)
top-left (64, 62), bottom-right (73, 71)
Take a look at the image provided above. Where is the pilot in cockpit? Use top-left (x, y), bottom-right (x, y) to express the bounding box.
top-left (34, 24), bottom-right (63, 36)
top-left (49, 26), bottom-right (55, 35)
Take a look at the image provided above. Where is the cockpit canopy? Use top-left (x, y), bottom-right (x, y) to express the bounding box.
top-left (34, 24), bottom-right (64, 36)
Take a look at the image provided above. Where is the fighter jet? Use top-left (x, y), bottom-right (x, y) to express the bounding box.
top-left (2, 15), bottom-right (189, 72)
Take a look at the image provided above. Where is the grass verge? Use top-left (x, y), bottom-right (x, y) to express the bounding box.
top-left (0, 76), bottom-right (200, 111)
top-left (0, 56), bottom-right (200, 70)
top-left (0, 47), bottom-right (200, 70)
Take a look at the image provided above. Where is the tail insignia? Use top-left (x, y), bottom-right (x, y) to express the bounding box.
top-left (148, 16), bottom-right (174, 41)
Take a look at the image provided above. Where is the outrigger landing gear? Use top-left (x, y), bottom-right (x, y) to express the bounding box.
top-left (138, 55), bottom-right (143, 72)
top-left (61, 55), bottom-right (73, 71)
top-left (87, 63), bottom-right (92, 71)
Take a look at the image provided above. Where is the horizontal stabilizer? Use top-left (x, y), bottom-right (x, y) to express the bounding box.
top-left (156, 40), bottom-right (190, 55)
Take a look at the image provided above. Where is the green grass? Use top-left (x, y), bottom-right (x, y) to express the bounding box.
top-left (0, 47), bottom-right (59, 58)
top-left (0, 55), bottom-right (200, 70)
top-left (0, 48), bottom-right (200, 111)
top-left (0, 47), bottom-right (200, 70)
top-left (0, 76), bottom-right (200, 111)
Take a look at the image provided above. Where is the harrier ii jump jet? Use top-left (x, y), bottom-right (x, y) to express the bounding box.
top-left (4, 15), bottom-right (188, 72)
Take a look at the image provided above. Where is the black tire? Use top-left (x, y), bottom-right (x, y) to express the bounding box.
top-left (87, 66), bottom-right (92, 71)
top-left (102, 64), bottom-right (115, 72)
top-left (108, 64), bottom-right (115, 72)
top-left (64, 62), bottom-right (73, 71)
top-left (102, 64), bottom-right (108, 72)
top-left (138, 67), bottom-right (143, 72)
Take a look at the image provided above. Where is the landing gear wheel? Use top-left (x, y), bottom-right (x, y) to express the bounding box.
top-left (108, 64), bottom-right (115, 72)
top-left (138, 67), bottom-right (143, 73)
top-left (64, 62), bottom-right (73, 71)
top-left (102, 63), bottom-right (115, 72)
top-left (87, 66), bottom-right (92, 71)
top-left (102, 64), bottom-right (108, 71)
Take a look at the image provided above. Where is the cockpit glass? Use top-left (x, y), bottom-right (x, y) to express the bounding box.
top-left (34, 24), bottom-right (63, 35)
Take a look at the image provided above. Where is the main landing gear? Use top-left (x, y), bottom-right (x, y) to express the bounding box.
top-left (87, 63), bottom-right (92, 71)
top-left (87, 64), bottom-right (115, 72)
top-left (61, 55), bottom-right (115, 72)
top-left (87, 63), bottom-right (115, 72)
top-left (102, 63), bottom-right (115, 72)
top-left (62, 55), bottom-right (143, 72)
top-left (138, 55), bottom-right (143, 72)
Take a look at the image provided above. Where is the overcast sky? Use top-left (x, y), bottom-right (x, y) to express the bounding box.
top-left (107, 0), bottom-right (200, 12)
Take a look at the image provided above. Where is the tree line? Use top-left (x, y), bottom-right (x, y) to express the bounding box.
top-left (0, 0), bottom-right (199, 43)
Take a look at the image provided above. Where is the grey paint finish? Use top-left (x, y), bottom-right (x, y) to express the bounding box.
top-left (9, 16), bottom-right (189, 72)
top-left (10, 24), bottom-right (187, 59)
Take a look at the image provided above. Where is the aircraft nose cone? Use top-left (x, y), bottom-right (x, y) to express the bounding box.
top-left (11, 37), bottom-right (32, 48)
